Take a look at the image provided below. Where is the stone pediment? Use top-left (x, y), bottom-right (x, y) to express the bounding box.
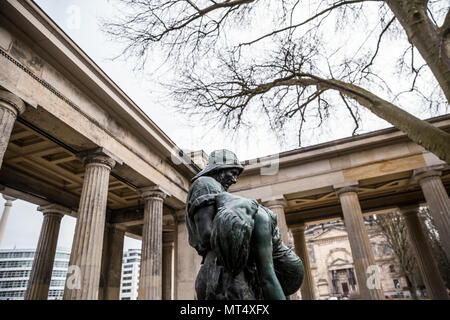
top-left (329, 257), bottom-right (350, 268)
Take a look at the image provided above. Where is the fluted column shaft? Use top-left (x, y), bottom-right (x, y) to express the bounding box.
top-left (99, 225), bottom-right (124, 300)
top-left (0, 195), bottom-right (16, 246)
top-left (174, 212), bottom-right (202, 300)
top-left (335, 185), bottom-right (384, 300)
top-left (25, 204), bottom-right (66, 300)
top-left (0, 90), bottom-right (25, 168)
top-left (401, 207), bottom-right (448, 300)
top-left (64, 152), bottom-right (115, 300)
top-left (414, 168), bottom-right (450, 260)
top-left (291, 223), bottom-right (315, 300)
top-left (162, 236), bottom-right (174, 300)
top-left (138, 187), bottom-right (168, 300)
top-left (262, 198), bottom-right (292, 245)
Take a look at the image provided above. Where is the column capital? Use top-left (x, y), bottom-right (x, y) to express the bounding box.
top-left (77, 148), bottom-right (122, 170)
top-left (0, 89), bottom-right (25, 116)
top-left (413, 165), bottom-right (445, 182)
top-left (261, 196), bottom-right (287, 208)
top-left (334, 181), bottom-right (359, 197)
top-left (163, 232), bottom-right (175, 244)
top-left (2, 195), bottom-right (16, 206)
top-left (139, 186), bottom-right (171, 200)
top-left (37, 204), bottom-right (71, 217)
top-left (398, 205), bottom-right (420, 218)
top-left (175, 209), bottom-right (186, 223)
top-left (290, 221), bottom-right (307, 233)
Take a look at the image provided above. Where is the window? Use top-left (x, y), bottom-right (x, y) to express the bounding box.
top-left (0, 260), bottom-right (33, 268)
top-left (121, 297), bottom-right (131, 300)
top-left (48, 290), bottom-right (64, 298)
top-left (51, 270), bottom-right (67, 278)
top-left (122, 282), bottom-right (132, 287)
top-left (123, 264), bottom-right (133, 269)
top-left (122, 289), bottom-right (131, 293)
top-left (123, 270), bottom-right (132, 275)
top-left (0, 251), bottom-right (34, 259)
top-left (0, 270), bottom-right (31, 278)
top-left (393, 279), bottom-right (400, 289)
top-left (389, 265), bottom-right (395, 273)
top-left (55, 252), bottom-right (70, 260)
top-left (383, 245), bottom-right (392, 255)
top-left (123, 276), bottom-right (132, 281)
top-left (0, 280), bottom-right (28, 288)
top-left (0, 290), bottom-right (26, 297)
top-left (127, 259), bottom-right (137, 263)
top-left (53, 261), bottom-right (69, 268)
top-left (50, 280), bottom-right (66, 287)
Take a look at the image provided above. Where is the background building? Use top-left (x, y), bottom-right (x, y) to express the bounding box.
top-left (304, 219), bottom-right (411, 300)
top-left (0, 248), bottom-right (69, 300)
top-left (120, 249), bottom-right (141, 300)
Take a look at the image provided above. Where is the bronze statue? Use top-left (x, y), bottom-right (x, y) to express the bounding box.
top-left (186, 149), bottom-right (304, 300)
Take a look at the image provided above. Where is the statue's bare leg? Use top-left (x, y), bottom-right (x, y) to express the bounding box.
top-left (253, 208), bottom-right (286, 300)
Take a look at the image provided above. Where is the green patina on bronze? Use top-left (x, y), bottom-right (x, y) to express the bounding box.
top-left (186, 149), bottom-right (304, 300)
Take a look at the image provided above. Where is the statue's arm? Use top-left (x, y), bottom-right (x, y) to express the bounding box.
top-left (193, 204), bottom-right (216, 252)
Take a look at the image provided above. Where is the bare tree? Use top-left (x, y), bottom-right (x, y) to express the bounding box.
top-left (103, 0), bottom-right (450, 162)
top-left (375, 212), bottom-right (420, 299)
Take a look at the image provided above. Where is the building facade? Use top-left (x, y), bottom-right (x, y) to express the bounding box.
top-left (120, 249), bottom-right (141, 300)
top-left (303, 219), bottom-right (410, 300)
top-left (0, 248), bottom-right (69, 300)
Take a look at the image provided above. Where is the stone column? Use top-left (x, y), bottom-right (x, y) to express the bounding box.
top-left (0, 89), bottom-right (25, 168)
top-left (262, 197), bottom-right (292, 245)
top-left (25, 204), bottom-right (67, 300)
top-left (334, 182), bottom-right (384, 300)
top-left (138, 186), bottom-right (169, 300)
top-left (0, 195), bottom-right (16, 246)
top-left (162, 232), bottom-right (174, 300)
top-left (64, 149), bottom-right (116, 300)
top-left (401, 206), bottom-right (448, 300)
top-left (413, 166), bottom-right (450, 260)
top-left (174, 211), bottom-right (202, 300)
top-left (99, 224), bottom-right (124, 300)
top-left (291, 222), bottom-right (315, 300)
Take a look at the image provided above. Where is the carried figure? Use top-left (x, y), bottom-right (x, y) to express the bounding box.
top-left (186, 149), bottom-right (304, 300)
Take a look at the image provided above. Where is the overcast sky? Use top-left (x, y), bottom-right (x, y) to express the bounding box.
top-left (0, 1), bottom-right (447, 252)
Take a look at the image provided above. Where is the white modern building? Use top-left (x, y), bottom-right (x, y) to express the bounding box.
top-left (120, 249), bottom-right (141, 300)
top-left (0, 248), bottom-right (70, 300)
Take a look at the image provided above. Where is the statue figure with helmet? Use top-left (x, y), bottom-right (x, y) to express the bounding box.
top-left (186, 149), bottom-right (304, 300)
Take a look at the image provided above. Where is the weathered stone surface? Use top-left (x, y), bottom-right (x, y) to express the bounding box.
top-left (25, 204), bottom-right (67, 300)
top-left (0, 195), bottom-right (16, 246)
top-left (138, 186), bottom-right (169, 300)
top-left (413, 166), bottom-right (450, 261)
top-left (0, 89), bottom-right (25, 168)
top-left (291, 223), bottom-right (315, 300)
top-left (64, 152), bottom-right (115, 300)
top-left (401, 206), bottom-right (448, 300)
top-left (99, 224), bottom-right (124, 300)
top-left (162, 235), bottom-right (174, 300)
top-left (335, 184), bottom-right (384, 300)
top-left (175, 214), bottom-right (202, 300)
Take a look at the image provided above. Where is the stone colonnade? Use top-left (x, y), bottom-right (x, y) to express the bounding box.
top-left (287, 171), bottom-right (450, 301)
top-left (0, 88), bottom-right (449, 300)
